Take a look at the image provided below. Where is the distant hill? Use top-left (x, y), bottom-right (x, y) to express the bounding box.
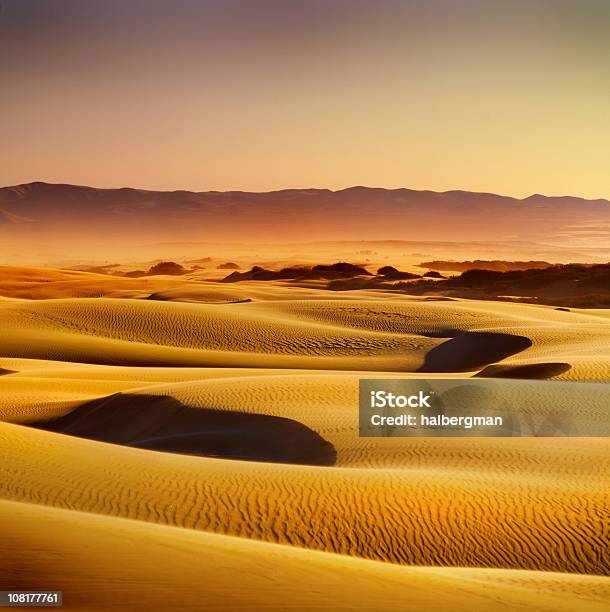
top-left (418, 260), bottom-right (555, 273)
top-left (1, 181), bottom-right (608, 250)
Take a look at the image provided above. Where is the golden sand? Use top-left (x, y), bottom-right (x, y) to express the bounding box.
top-left (2, 499), bottom-right (609, 612)
top-left (0, 266), bottom-right (608, 608)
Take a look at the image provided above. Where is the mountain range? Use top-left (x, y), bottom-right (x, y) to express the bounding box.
top-left (1, 181), bottom-right (608, 252)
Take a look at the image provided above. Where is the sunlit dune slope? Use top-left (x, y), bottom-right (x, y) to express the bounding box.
top-left (0, 420), bottom-right (607, 574)
top-left (0, 374), bottom-right (143, 422)
top-left (0, 296), bottom-right (439, 370)
top-left (0, 266), bottom-right (194, 300)
top-left (2, 292), bottom-right (609, 377)
top-left (2, 499), bottom-right (608, 612)
top-left (266, 298), bottom-right (610, 380)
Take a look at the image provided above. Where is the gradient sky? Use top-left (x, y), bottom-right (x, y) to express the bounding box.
top-left (1, 0), bottom-right (609, 198)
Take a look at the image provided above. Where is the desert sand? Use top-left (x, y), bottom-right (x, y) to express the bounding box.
top-left (2, 499), bottom-right (609, 612)
top-left (0, 265), bottom-right (608, 610)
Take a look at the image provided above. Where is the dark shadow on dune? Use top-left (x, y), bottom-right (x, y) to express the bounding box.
top-left (475, 362), bottom-right (571, 380)
top-left (145, 292), bottom-right (252, 304)
top-left (0, 369), bottom-right (15, 376)
top-left (145, 292), bottom-right (178, 301)
top-left (418, 328), bottom-right (462, 338)
top-left (418, 332), bottom-right (533, 373)
top-left (30, 393), bottom-right (337, 466)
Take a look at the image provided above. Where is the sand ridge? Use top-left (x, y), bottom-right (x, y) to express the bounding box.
top-left (2, 292), bottom-right (609, 378)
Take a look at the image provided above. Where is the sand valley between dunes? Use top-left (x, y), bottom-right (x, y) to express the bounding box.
top-left (0, 266), bottom-right (609, 611)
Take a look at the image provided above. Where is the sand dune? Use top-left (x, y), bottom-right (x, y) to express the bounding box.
top-left (2, 499), bottom-right (608, 612)
top-left (1, 266), bottom-right (609, 609)
top-left (1, 364), bottom-right (607, 469)
top-left (0, 418), bottom-right (607, 574)
top-left (2, 291), bottom-right (609, 378)
top-left (3, 368), bottom-right (608, 449)
top-left (0, 296), bottom-right (441, 370)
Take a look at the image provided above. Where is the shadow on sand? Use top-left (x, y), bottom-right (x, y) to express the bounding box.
top-left (31, 393), bottom-right (337, 467)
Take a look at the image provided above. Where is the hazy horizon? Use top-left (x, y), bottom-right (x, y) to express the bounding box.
top-left (2, 180), bottom-right (609, 266)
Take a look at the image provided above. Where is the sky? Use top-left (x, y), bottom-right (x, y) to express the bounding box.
top-left (1, 0), bottom-right (609, 198)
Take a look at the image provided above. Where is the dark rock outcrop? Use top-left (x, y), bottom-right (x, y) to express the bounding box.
top-left (223, 262), bottom-right (372, 282)
top-left (146, 261), bottom-right (188, 276)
